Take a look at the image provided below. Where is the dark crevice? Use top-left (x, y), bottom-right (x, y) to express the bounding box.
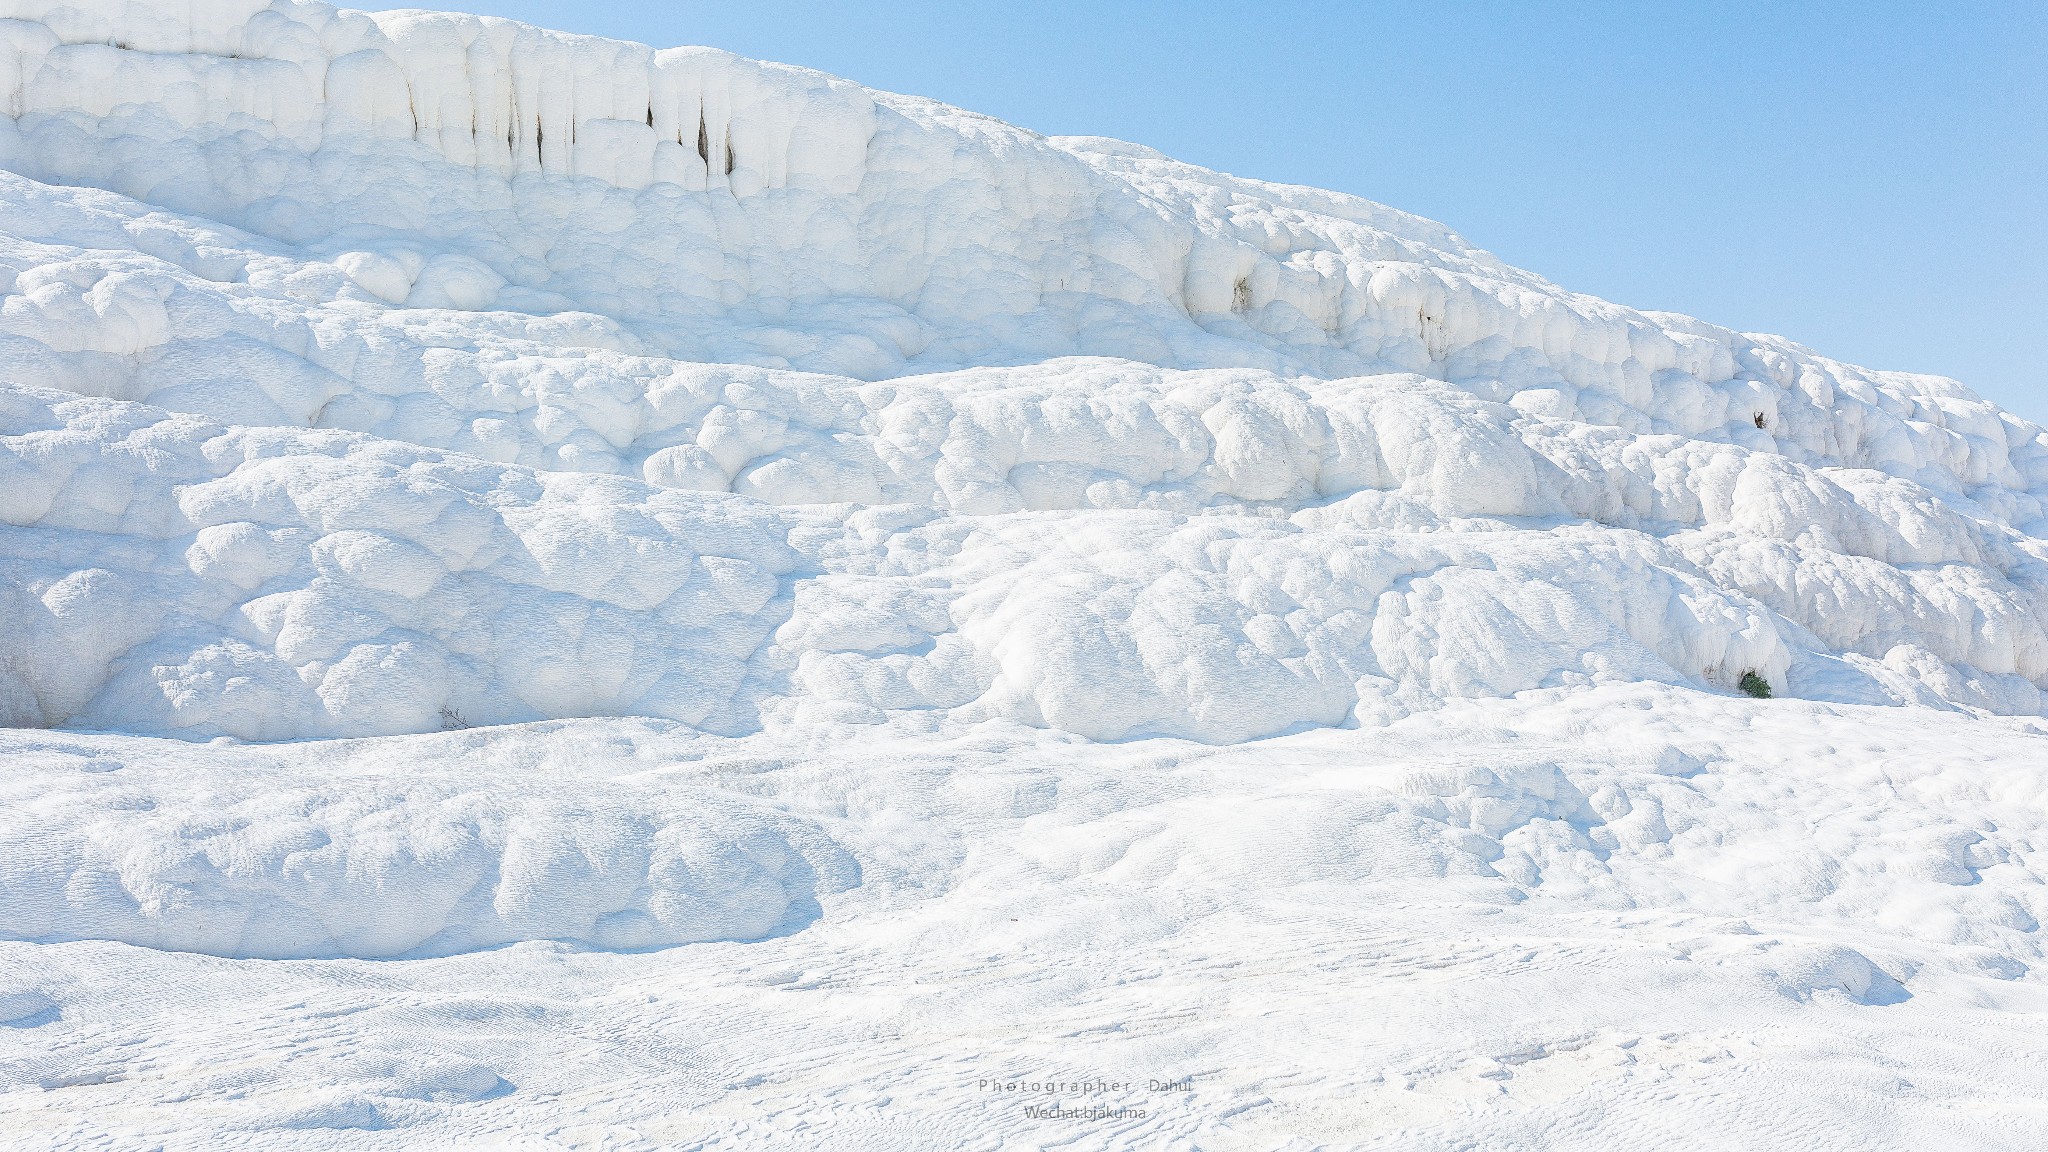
top-left (696, 113), bottom-right (709, 165)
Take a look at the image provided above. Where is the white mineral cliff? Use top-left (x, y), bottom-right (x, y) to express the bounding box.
top-left (1, 0), bottom-right (2043, 744)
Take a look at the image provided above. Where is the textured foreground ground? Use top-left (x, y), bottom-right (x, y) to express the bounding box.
top-left (5, 685), bottom-right (2047, 1149)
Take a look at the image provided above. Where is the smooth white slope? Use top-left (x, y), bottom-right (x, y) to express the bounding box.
top-left (2, 689), bottom-right (2046, 1147)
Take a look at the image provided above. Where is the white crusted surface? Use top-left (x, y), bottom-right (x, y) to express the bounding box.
top-left (0, 168), bottom-right (2043, 737)
top-left (2, 4), bottom-right (2045, 737)
top-left (2, 3), bottom-right (2046, 1148)
top-left (4, 690), bottom-right (2048, 1147)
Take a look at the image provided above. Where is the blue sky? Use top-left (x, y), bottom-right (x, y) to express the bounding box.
top-left (378, 1), bottom-right (2046, 421)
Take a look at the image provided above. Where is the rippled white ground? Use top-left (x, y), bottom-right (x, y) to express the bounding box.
top-left (4, 683), bottom-right (2046, 1150)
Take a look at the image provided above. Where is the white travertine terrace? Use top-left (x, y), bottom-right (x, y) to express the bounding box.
top-left (7, 16), bottom-right (2048, 1148)
top-left (1, 0), bottom-right (2044, 746)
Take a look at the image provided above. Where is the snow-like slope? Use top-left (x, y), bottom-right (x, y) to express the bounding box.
top-left (3, 4), bottom-right (2048, 1147)
top-left (5, 691), bottom-right (2048, 1147)
top-left (2, 1), bottom-right (2046, 742)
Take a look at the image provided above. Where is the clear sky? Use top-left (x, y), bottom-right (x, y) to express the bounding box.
top-left (375, 1), bottom-right (2046, 421)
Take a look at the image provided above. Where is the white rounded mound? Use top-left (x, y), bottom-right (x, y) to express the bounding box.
top-left (0, 0), bottom-right (2044, 744)
top-left (0, 727), bottom-right (855, 958)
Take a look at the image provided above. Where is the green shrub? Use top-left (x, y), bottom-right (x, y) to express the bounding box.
top-left (1739, 671), bottom-right (1772, 699)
